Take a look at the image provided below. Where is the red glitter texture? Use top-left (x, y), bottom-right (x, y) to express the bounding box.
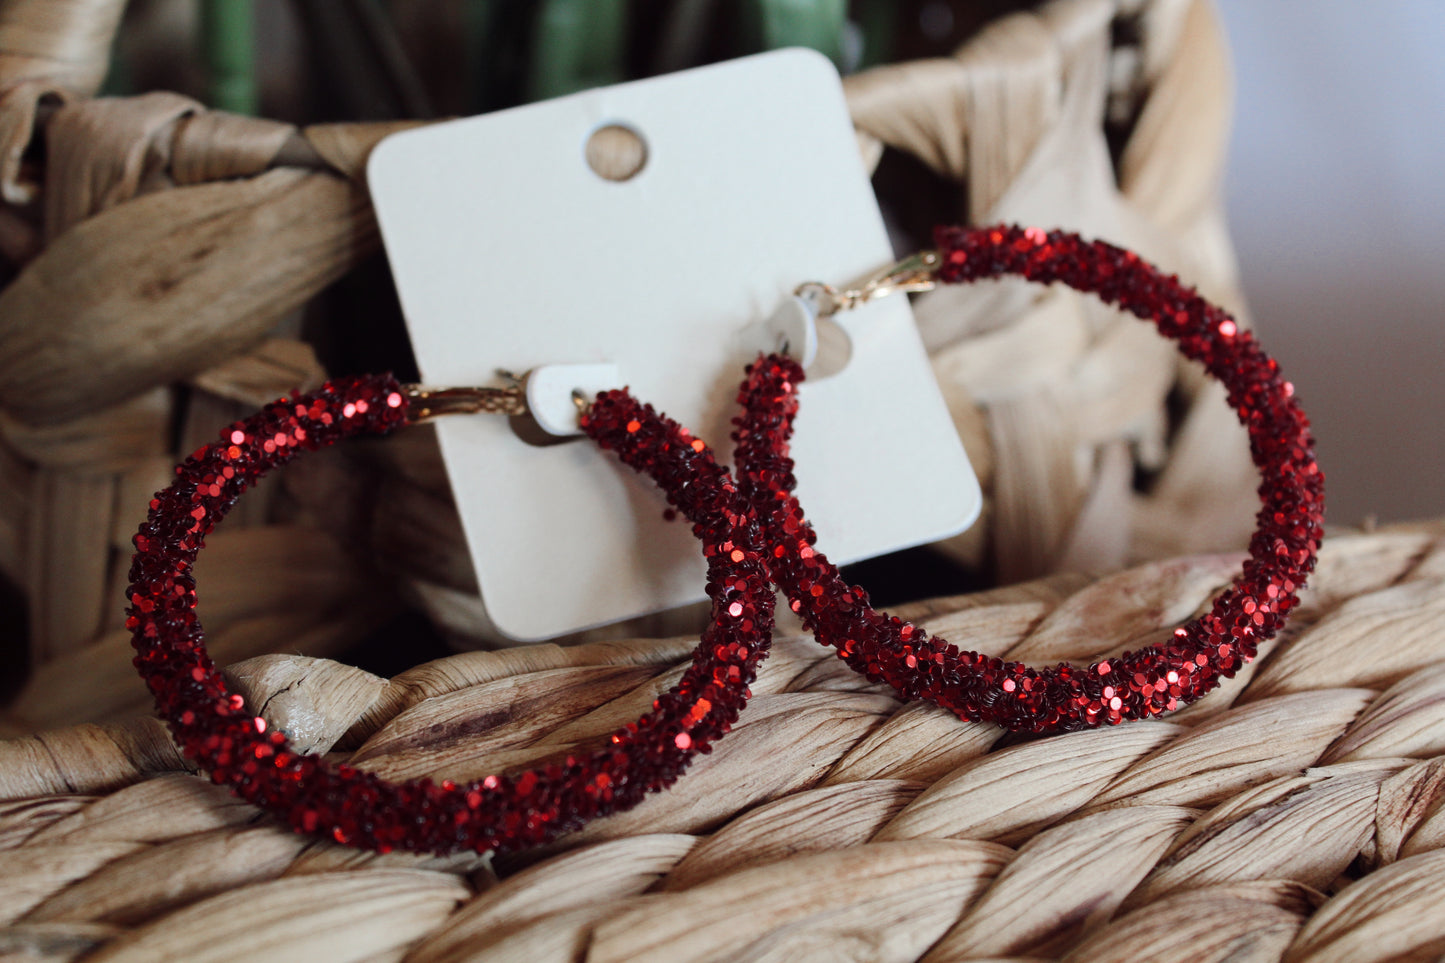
top-left (733, 224), bottom-right (1323, 733)
top-left (128, 376), bottom-right (773, 855)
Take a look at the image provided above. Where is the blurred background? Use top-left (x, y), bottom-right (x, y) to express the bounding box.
top-left (1216, 0), bottom-right (1444, 526)
top-left (108, 0), bottom-right (1442, 527)
top-left (4, 0), bottom-right (1438, 714)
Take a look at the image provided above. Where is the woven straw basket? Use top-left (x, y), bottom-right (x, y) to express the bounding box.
top-left (14, 5), bottom-right (1435, 959)
top-left (3, 522), bottom-right (1445, 961)
top-left (0, 0), bottom-right (1256, 728)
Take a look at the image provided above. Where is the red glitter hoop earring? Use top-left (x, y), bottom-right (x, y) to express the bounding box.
top-left (734, 224), bottom-right (1323, 734)
top-left (127, 374), bottom-right (774, 855)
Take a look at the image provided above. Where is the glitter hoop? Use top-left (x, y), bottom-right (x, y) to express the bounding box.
top-left (127, 376), bottom-right (774, 855)
top-left (733, 224), bottom-right (1323, 733)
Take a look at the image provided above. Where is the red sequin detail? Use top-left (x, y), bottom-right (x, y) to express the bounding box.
top-left (732, 224), bottom-right (1323, 733)
top-left (128, 374), bottom-right (774, 855)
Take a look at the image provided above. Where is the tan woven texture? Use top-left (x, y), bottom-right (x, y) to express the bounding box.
top-left (0, 0), bottom-right (1258, 700)
top-left (2, 522), bottom-right (1444, 961)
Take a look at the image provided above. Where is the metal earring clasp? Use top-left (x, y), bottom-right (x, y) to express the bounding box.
top-left (795, 250), bottom-right (941, 318)
top-left (404, 362), bottom-right (618, 435)
top-left (403, 384), bottom-right (528, 423)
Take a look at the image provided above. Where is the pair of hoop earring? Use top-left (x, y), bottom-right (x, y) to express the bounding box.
top-left (126, 224), bottom-right (1322, 856)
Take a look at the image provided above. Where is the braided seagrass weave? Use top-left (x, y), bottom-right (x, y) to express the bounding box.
top-left (2, 522), bottom-right (1444, 961)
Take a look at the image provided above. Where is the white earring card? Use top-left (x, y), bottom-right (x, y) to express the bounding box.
top-left (369, 49), bottom-right (980, 640)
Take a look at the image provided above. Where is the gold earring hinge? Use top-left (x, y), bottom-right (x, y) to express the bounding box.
top-left (404, 384), bottom-right (529, 423)
top-left (796, 250), bottom-right (940, 317)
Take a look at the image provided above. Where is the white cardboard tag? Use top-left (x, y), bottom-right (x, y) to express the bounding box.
top-left (369, 49), bottom-right (980, 641)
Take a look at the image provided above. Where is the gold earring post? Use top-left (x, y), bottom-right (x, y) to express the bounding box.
top-left (404, 384), bottom-right (529, 423)
top-left (796, 250), bottom-right (941, 317)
